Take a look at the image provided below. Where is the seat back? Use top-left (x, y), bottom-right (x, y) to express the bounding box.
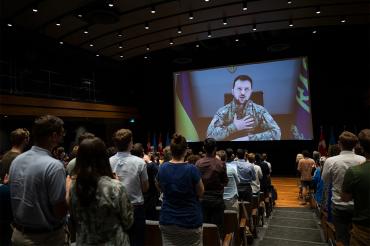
top-left (203, 223), bottom-right (221, 246)
top-left (224, 210), bottom-right (238, 245)
top-left (144, 220), bottom-right (162, 246)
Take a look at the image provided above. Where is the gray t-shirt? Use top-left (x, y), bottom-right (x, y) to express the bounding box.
top-left (110, 151), bottom-right (148, 205)
top-left (9, 146), bottom-right (66, 229)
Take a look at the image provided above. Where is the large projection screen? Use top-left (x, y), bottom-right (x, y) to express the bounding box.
top-left (174, 57), bottom-right (313, 142)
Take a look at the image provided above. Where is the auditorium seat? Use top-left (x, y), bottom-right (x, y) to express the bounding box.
top-left (203, 223), bottom-right (234, 246)
top-left (144, 220), bottom-right (162, 246)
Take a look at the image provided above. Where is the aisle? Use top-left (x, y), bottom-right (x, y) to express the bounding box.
top-left (253, 177), bottom-right (326, 246)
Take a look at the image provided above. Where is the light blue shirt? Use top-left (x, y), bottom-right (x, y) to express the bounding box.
top-left (9, 146), bottom-right (66, 229)
top-left (223, 162), bottom-right (240, 200)
top-left (110, 151), bottom-right (148, 205)
top-left (235, 159), bottom-right (256, 184)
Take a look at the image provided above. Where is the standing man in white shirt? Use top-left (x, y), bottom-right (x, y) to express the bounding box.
top-left (322, 131), bottom-right (366, 245)
top-left (110, 129), bottom-right (149, 246)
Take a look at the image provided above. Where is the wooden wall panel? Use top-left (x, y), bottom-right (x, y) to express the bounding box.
top-left (0, 95), bottom-right (139, 119)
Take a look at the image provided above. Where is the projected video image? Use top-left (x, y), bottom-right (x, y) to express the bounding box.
top-left (174, 57), bottom-right (313, 142)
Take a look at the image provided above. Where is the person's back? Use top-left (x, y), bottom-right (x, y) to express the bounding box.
top-left (9, 115), bottom-right (67, 245)
top-left (110, 129), bottom-right (148, 246)
top-left (71, 176), bottom-right (133, 245)
top-left (322, 131), bottom-right (366, 245)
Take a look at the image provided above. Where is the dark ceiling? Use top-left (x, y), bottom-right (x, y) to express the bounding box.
top-left (2, 0), bottom-right (369, 61)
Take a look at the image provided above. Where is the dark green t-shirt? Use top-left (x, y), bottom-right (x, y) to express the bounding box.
top-left (342, 161), bottom-right (370, 227)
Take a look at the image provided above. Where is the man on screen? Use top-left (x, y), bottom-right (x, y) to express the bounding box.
top-left (207, 75), bottom-right (281, 141)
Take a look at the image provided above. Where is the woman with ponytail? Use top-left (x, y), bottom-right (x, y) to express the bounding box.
top-left (156, 133), bottom-right (204, 246)
top-left (69, 137), bottom-right (133, 245)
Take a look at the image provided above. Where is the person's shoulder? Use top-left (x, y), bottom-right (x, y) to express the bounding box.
top-left (130, 155), bottom-right (145, 164)
top-left (250, 101), bottom-right (266, 111)
top-left (216, 103), bottom-right (232, 114)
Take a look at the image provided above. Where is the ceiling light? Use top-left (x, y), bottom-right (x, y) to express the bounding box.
top-left (32, 7), bottom-right (38, 13)
top-left (207, 30), bottom-right (212, 38)
top-left (107, 0), bottom-right (114, 7)
top-left (150, 5), bottom-right (156, 14)
top-left (341, 18), bottom-right (346, 23)
top-left (96, 54), bottom-right (100, 57)
top-left (177, 26), bottom-right (182, 34)
top-left (205, 0), bottom-right (210, 2)
top-left (189, 12), bottom-right (194, 20)
top-left (146, 45), bottom-right (150, 51)
top-left (89, 44), bottom-right (94, 47)
top-left (118, 43), bottom-right (123, 49)
top-left (83, 29), bottom-right (89, 34)
top-left (7, 23), bottom-right (12, 27)
top-left (144, 56), bottom-right (148, 59)
top-left (289, 19), bottom-right (294, 27)
top-left (315, 6), bottom-right (321, 14)
top-left (252, 23), bottom-right (257, 31)
top-left (120, 55), bottom-right (124, 58)
top-left (196, 44), bottom-right (200, 48)
top-left (169, 39), bottom-right (174, 45)
top-left (145, 22), bottom-right (149, 30)
top-left (235, 38), bottom-right (239, 42)
top-left (223, 17), bottom-right (228, 25)
top-left (287, 0), bottom-right (292, 4)
top-left (59, 41), bottom-right (64, 45)
top-left (56, 21), bottom-right (61, 26)
top-left (242, 1), bottom-right (248, 11)
top-left (312, 30), bottom-right (317, 34)
top-left (117, 32), bottom-right (123, 37)
top-left (77, 14), bottom-right (83, 18)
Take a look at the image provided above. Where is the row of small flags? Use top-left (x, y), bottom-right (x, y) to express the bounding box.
top-left (146, 132), bottom-right (171, 153)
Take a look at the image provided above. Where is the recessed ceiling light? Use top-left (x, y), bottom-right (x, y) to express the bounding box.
top-left (89, 44), bottom-right (94, 47)
top-left (117, 32), bottom-right (123, 37)
top-left (289, 19), bottom-right (294, 27)
top-left (145, 22), bottom-right (149, 30)
top-left (235, 38), bottom-right (239, 42)
top-left (83, 29), bottom-right (89, 34)
top-left (207, 30), bottom-right (212, 38)
top-left (59, 41), bottom-right (64, 45)
top-left (341, 18), bottom-right (346, 23)
top-left (150, 5), bottom-right (156, 14)
top-left (287, 0), bottom-right (292, 4)
top-left (146, 45), bottom-right (150, 51)
top-left (312, 30), bottom-right (317, 34)
top-left (177, 26), bottom-right (182, 34)
top-left (96, 54), bottom-right (100, 57)
top-left (196, 44), bottom-right (200, 48)
top-left (252, 23), bottom-right (257, 31)
top-left (120, 55), bottom-right (124, 58)
top-left (77, 14), bottom-right (83, 18)
top-left (32, 8), bottom-right (38, 13)
top-left (7, 23), bottom-right (12, 27)
top-left (189, 12), bottom-right (194, 20)
top-left (118, 43), bottom-right (123, 49)
top-left (242, 1), bottom-right (247, 11)
top-left (169, 39), bottom-right (174, 45)
top-left (56, 21), bottom-right (61, 26)
top-left (223, 17), bottom-right (228, 25)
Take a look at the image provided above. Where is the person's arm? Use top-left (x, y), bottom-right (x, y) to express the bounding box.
top-left (47, 165), bottom-right (68, 219)
top-left (196, 179), bottom-right (204, 198)
top-left (341, 167), bottom-right (354, 202)
top-left (257, 167), bottom-right (263, 180)
top-left (140, 160), bottom-right (149, 193)
top-left (207, 106), bottom-right (238, 141)
top-left (220, 162), bottom-right (229, 187)
top-left (248, 106), bottom-right (281, 140)
top-left (118, 184), bottom-right (134, 230)
top-left (321, 159), bottom-right (331, 184)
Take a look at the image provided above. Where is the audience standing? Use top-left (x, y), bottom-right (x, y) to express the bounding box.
top-left (9, 115), bottom-right (67, 245)
top-left (297, 150), bottom-right (315, 205)
top-left (322, 131), bottom-right (366, 245)
top-left (157, 133), bottom-right (204, 246)
top-left (223, 148), bottom-right (240, 213)
top-left (110, 129), bottom-right (149, 246)
top-left (69, 137), bottom-right (133, 245)
top-left (235, 148), bottom-right (256, 203)
top-left (342, 129), bottom-right (370, 246)
top-left (196, 138), bottom-right (228, 238)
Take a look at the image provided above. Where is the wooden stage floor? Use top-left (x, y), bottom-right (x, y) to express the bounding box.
top-left (271, 177), bottom-right (308, 208)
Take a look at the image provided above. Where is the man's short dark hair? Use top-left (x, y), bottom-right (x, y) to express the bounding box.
top-left (339, 131), bottom-right (358, 150)
top-left (33, 115), bottom-right (64, 143)
top-left (10, 128), bottom-right (30, 146)
top-left (233, 75), bottom-right (253, 89)
top-left (131, 143), bottom-right (144, 158)
top-left (358, 129), bottom-right (370, 154)
top-left (203, 138), bottom-right (217, 154)
top-left (236, 148), bottom-right (245, 159)
top-left (113, 129), bottom-right (132, 151)
top-left (225, 148), bottom-right (234, 162)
